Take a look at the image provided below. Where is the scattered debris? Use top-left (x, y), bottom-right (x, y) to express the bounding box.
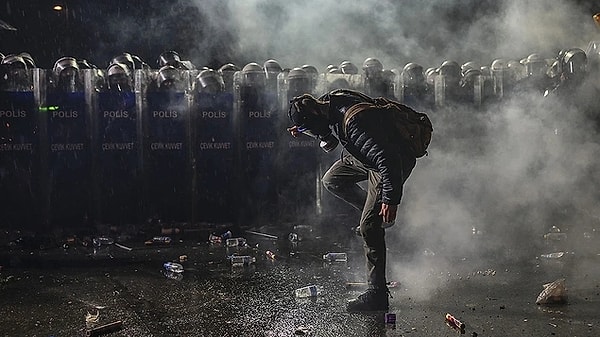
top-left (145, 236), bottom-right (172, 245)
top-left (85, 320), bottom-right (123, 337)
top-left (114, 243), bottom-right (132, 251)
top-left (265, 250), bottom-right (276, 260)
top-left (229, 255), bottom-right (256, 267)
top-left (445, 313), bottom-right (466, 334)
top-left (536, 279), bottom-right (568, 305)
top-left (245, 230), bottom-right (278, 239)
top-left (322, 252), bottom-right (347, 262)
top-left (85, 311), bottom-right (100, 325)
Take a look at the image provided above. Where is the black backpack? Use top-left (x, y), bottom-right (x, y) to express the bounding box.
top-left (330, 89), bottom-right (433, 158)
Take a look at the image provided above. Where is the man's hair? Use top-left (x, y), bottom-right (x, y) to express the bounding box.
top-left (288, 94), bottom-right (324, 126)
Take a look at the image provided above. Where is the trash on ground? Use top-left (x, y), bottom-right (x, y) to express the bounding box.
top-left (179, 255), bottom-right (188, 263)
top-left (209, 230), bottom-right (232, 244)
top-left (85, 310), bottom-right (100, 325)
top-left (540, 252), bottom-right (565, 259)
top-left (229, 255), bottom-right (256, 267)
top-left (226, 237), bottom-right (247, 247)
top-left (164, 262), bottom-right (184, 273)
top-left (322, 252), bottom-right (347, 262)
top-left (445, 313), bottom-right (466, 334)
top-left (536, 278), bottom-right (568, 305)
top-left (145, 236), bottom-right (172, 245)
top-left (295, 285), bottom-right (323, 298)
top-left (385, 312), bottom-right (396, 324)
top-left (93, 237), bottom-right (114, 247)
top-left (85, 320), bottom-right (123, 337)
top-left (246, 230), bottom-right (278, 239)
top-left (266, 250), bottom-right (276, 260)
top-left (114, 243), bottom-right (132, 251)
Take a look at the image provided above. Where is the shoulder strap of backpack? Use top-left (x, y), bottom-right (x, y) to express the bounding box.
top-left (342, 102), bottom-right (377, 135)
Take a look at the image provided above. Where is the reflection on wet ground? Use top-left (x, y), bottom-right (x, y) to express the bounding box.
top-left (0, 222), bottom-right (599, 336)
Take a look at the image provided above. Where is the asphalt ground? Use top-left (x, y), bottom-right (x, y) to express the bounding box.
top-left (0, 221), bottom-right (599, 337)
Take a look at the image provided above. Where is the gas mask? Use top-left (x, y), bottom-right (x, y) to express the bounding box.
top-left (297, 126), bottom-right (339, 153)
top-left (288, 96), bottom-right (339, 153)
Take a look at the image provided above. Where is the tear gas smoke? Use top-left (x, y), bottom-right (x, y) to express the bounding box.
top-left (188, 0), bottom-right (600, 300)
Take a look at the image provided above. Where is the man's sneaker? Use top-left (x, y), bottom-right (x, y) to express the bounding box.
top-left (346, 288), bottom-right (390, 312)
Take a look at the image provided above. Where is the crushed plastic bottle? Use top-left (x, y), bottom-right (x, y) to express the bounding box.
top-left (226, 237), bottom-right (247, 247)
top-left (322, 252), bottom-right (347, 262)
top-left (145, 236), bottom-right (172, 245)
top-left (229, 255), bottom-right (256, 267)
top-left (540, 252), bottom-right (565, 259)
top-left (295, 285), bottom-right (323, 298)
top-left (163, 262), bottom-right (184, 273)
top-left (93, 237), bottom-right (114, 247)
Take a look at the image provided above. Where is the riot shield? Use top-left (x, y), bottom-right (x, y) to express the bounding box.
top-left (276, 68), bottom-right (320, 221)
top-left (191, 90), bottom-right (236, 223)
top-left (233, 63), bottom-right (279, 225)
top-left (94, 71), bottom-right (141, 226)
top-left (43, 69), bottom-right (93, 232)
top-left (140, 68), bottom-right (192, 224)
top-left (0, 68), bottom-right (41, 232)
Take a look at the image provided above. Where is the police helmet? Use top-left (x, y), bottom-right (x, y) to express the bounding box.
top-left (362, 57), bottom-right (383, 73)
top-left (157, 50), bottom-right (181, 68)
top-left (461, 61), bottom-right (480, 75)
top-left (241, 62), bottom-right (266, 86)
top-left (110, 53), bottom-right (135, 72)
top-left (1, 54), bottom-right (27, 69)
top-left (53, 57), bottom-right (79, 76)
top-left (402, 62), bottom-right (424, 85)
top-left (195, 69), bottom-right (225, 94)
top-left (157, 65), bottom-right (180, 89)
top-left (264, 59), bottom-right (282, 77)
top-left (339, 61), bottom-right (358, 74)
top-left (521, 53), bottom-right (547, 76)
top-left (18, 52), bottom-right (36, 69)
top-left (562, 48), bottom-right (587, 74)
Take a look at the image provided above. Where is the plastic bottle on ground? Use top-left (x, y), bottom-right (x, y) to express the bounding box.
top-left (226, 237), bottom-right (247, 247)
top-left (295, 285), bottom-right (323, 298)
top-left (230, 255), bottom-right (256, 266)
top-left (163, 262), bottom-right (184, 273)
top-left (322, 252), bottom-right (347, 262)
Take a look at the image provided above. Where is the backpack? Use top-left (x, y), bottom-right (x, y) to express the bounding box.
top-left (330, 89), bottom-right (433, 158)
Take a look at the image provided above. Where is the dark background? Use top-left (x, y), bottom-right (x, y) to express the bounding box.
top-left (1, 0), bottom-right (598, 70)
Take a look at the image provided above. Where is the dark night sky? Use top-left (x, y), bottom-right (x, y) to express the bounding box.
top-left (1, 0), bottom-right (599, 70)
top-left (0, 0), bottom-right (236, 69)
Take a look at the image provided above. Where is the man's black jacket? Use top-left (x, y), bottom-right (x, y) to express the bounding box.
top-left (320, 91), bottom-right (416, 205)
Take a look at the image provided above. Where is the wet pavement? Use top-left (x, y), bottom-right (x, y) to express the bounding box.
top-left (0, 221), bottom-right (599, 337)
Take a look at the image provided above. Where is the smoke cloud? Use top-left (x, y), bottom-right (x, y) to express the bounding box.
top-left (185, 0), bottom-right (599, 299)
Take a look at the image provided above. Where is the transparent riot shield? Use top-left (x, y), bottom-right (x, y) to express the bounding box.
top-left (191, 86), bottom-right (235, 224)
top-left (0, 68), bottom-right (41, 232)
top-left (140, 68), bottom-right (192, 225)
top-left (233, 64), bottom-right (279, 225)
top-left (276, 68), bottom-right (320, 221)
top-left (94, 70), bottom-right (140, 226)
top-left (42, 69), bottom-right (93, 232)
